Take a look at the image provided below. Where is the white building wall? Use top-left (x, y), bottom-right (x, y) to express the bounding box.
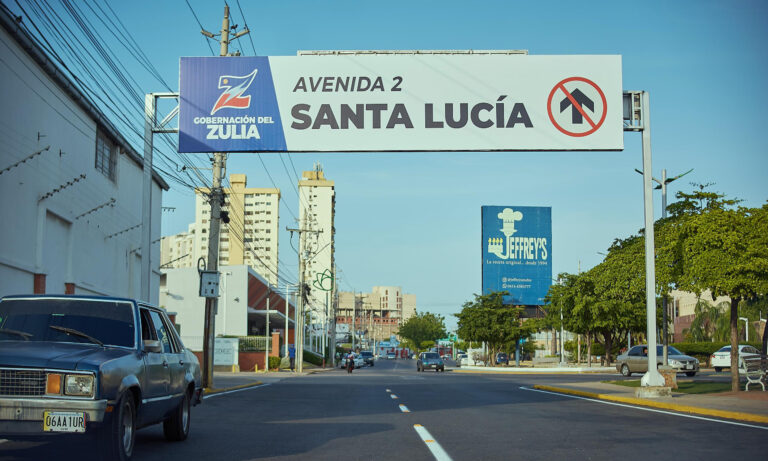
top-left (0, 24), bottom-right (164, 303)
top-left (160, 265), bottom-right (249, 350)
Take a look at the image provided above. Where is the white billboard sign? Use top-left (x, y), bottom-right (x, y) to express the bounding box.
top-left (179, 54), bottom-right (623, 152)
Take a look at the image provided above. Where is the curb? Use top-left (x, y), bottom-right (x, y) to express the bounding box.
top-left (533, 384), bottom-right (768, 424)
top-left (204, 381), bottom-right (263, 396)
top-left (451, 369), bottom-right (614, 375)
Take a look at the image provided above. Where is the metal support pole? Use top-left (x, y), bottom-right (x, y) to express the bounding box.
top-left (140, 94), bottom-right (154, 303)
top-left (265, 296), bottom-right (270, 370)
top-left (560, 307), bottom-right (565, 366)
top-left (661, 168), bottom-right (669, 366)
top-left (639, 91), bottom-right (664, 387)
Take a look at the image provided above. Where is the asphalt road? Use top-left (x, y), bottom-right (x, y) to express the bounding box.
top-left (2, 359), bottom-right (766, 460)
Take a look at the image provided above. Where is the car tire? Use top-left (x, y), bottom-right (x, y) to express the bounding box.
top-left (621, 364), bottom-right (631, 377)
top-left (100, 391), bottom-right (136, 461)
top-left (163, 389), bottom-right (191, 441)
top-left (714, 367), bottom-right (722, 373)
top-left (685, 372), bottom-right (696, 377)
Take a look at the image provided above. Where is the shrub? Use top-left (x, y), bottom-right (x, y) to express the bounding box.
top-left (268, 356), bottom-right (281, 370)
top-left (303, 350), bottom-right (324, 366)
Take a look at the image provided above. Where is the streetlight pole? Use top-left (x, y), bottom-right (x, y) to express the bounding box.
top-left (634, 167), bottom-right (693, 366)
top-left (739, 317), bottom-right (749, 342)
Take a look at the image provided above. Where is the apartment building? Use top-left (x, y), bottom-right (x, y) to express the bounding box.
top-left (298, 165), bottom-right (336, 326)
top-left (336, 286), bottom-right (417, 342)
top-left (160, 174), bottom-right (280, 287)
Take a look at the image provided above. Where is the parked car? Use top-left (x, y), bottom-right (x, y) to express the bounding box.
top-left (417, 352), bottom-right (445, 372)
top-left (360, 351), bottom-right (374, 366)
top-left (455, 353), bottom-right (467, 367)
top-left (711, 345), bottom-right (761, 372)
top-left (496, 352), bottom-right (509, 365)
top-left (615, 345), bottom-right (699, 377)
top-left (0, 295), bottom-right (203, 460)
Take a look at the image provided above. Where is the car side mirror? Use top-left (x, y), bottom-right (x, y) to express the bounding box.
top-left (143, 339), bottom-right (163, 353)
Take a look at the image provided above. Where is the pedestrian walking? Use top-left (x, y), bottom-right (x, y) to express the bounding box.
top-left (289, 344), bottom-right (296, 372)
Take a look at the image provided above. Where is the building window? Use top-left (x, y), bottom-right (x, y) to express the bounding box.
top-left (95, 130), bottom-right (117, 181)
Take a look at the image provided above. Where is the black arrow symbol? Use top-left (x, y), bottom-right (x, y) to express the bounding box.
top-left (560, 88), bottom-right (594, 124)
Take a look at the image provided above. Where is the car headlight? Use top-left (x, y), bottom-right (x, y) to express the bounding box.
top-left (669, 359), bottom-right (681, 366)
top-left (65, 375), bottom-right (94, 397)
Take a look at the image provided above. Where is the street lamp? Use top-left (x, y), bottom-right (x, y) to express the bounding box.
top-left (634, 167), bottom-right (693, 366)
top-left (739, 317), bottom-right (749, 342)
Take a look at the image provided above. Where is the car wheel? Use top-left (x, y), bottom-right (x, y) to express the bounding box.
top-left (685, 372), bottom-right (696, 377)
top-left (163, 389), bottom-right (191, 441)
top-left (100, 391), bottom-right (136, 461)
top-left (621, 364), bottom-right (631, 377)
top-left (714, 367), bottom-right (722, 373)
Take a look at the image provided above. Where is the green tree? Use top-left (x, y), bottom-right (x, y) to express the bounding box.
top-left (397, 312), bottom-right (447, 352)
top-left (455, 291), bottom-right (535, 367)
top-left (667, 198), bottom-right (768, 391)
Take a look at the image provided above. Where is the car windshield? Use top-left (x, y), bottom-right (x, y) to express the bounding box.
top-left (0, 298), bottom-right (135, 348)
top-left (423, 353), bottom-right (440, 359)
top-left (361, 352), bottom-right (373, 357)
top-left (666, 346), bottom-right (683, 355)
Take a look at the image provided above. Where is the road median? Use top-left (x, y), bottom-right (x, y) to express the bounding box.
top-left (533, 384), bottom-right (768, 424)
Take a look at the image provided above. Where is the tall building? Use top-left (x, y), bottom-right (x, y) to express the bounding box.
top-left (160, 174), bottom-right (280, 287)
top-left (336, 286), bottom-right (417, 342)
top-left (298, 165), bottom-right (336, 327)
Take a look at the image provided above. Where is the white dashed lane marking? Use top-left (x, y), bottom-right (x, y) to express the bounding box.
top-left (399, 404), bottom-right (411, 413)
top-left (413, 424), bottom-right (453, 461)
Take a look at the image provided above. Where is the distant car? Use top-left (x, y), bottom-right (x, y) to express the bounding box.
top-left (360, 351), bottom-right (374, 366)
top-left (711, 345), bottom-right (761, 372)
top-left (455, 353), bottom-right (467, 367)
top-left (0, 295), bottom-right (203, 460)
top-left (496, 352), bottom-right (509, 365)
top-left (386, 352), bottom-right (397, 360)
top-left (417, 352), bottom-right (445, 372)
top-left (615, 345), bottom-right (699, 377)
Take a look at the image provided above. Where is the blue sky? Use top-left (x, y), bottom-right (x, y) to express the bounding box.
top-left (9, 0), bottom-right (767, 330)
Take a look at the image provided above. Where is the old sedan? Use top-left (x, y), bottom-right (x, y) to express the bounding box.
top-left (615, 345), bottom-right (699, 377)
top-left (0, 295), bottom-right (203, 460)
top-left (417, 352), bottom-right (445, 372)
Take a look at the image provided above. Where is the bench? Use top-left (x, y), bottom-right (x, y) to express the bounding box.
top-left (743, 355), bottom-right (768, 391)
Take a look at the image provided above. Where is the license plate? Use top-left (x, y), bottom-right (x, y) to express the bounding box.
top-left (43, 411), bottom-right (86, 433)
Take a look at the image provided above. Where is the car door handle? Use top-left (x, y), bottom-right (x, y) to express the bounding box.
top-left (179, 360), bottom-right (184, 366)
top-left (162, 361), bottom-right (169, 367)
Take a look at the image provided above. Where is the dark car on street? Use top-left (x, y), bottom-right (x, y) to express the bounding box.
top-left (360, 351), bottom-right (374, 366)
top-left (496, 352), bottom-right (509, 365)
top-left (0, 295), bottom-right (203, 460)
top-left (417, 352), bottom-right (445, 372)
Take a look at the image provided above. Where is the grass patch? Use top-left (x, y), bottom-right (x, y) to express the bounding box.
top-left (603, 379), bottom-right (733, 394)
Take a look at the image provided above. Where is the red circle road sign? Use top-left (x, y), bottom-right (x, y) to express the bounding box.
top-left (547, 77), bottom-right (607, 137)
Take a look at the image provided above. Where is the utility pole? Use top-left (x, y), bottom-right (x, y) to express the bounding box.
top-left (634, 167), bottom-right (692, 366)
top-left (200, 5), bottom-right (249, 389)
top-left (287, 217), bottom-right (322, 373)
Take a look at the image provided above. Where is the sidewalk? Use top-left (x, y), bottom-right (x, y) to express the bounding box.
top-left (207, 365), bottom-right (338, 394)
top-left (534, 379), bottom-right (768, 424)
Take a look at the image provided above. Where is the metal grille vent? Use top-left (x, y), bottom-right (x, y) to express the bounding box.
top-left (0, 369), bottom-right (46, 396)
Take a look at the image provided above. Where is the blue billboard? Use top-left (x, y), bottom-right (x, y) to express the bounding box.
top-left (482, 206), bottom-right (552, 305)
top-left (179, 57), bottom-right (287, 153)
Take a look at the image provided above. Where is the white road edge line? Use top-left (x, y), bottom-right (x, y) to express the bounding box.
top-left (519, 386), bottom-right (768, 431)
top-left (399, 404), bottom-right (410, 413)
top-left (203, 383), bottom-right (271, 400)
top-left (413, 424), bottom-right (453, 461)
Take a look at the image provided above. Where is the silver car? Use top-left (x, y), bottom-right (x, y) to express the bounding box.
top-left (616, 345), bottom-right (699, 377)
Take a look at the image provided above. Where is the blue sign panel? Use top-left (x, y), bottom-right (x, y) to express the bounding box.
top-left (179, 57), bottom-right (287, 152)
top-left (482, 206), bottom-right (552, 305)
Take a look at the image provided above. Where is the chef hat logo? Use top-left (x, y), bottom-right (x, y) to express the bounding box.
top-left (497, 208), bottom-right (523, 237)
